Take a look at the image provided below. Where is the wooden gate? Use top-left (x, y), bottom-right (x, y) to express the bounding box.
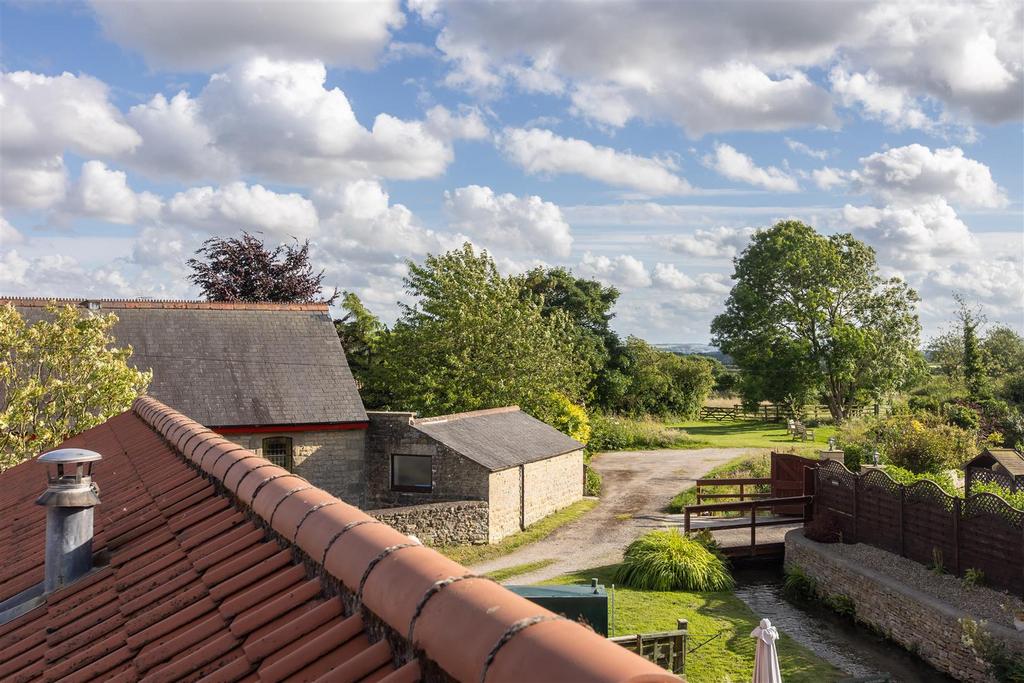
top-left (771, 452), bottom-right (819, 514)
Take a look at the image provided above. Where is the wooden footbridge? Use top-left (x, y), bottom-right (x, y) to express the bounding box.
top-left (683, 452), bottom-right (818, 561)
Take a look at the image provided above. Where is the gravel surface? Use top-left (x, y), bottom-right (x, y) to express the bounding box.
top-left (470, 447), bottom-right (750, 583)
top-left (807, 537), bottom-right (1024, 629)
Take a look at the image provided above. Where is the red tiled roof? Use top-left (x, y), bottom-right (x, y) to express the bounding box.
top-left (0, 397), bottom-right (677, 683)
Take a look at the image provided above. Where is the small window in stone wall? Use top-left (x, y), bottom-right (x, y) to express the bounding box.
top-left (263, 436), bottom-right (294, 471)
top-left (391, 454), bottom-right (432, 492)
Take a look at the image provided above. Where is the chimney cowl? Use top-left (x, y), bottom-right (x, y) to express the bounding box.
top-left (35, 448), bottom-right (102, 593)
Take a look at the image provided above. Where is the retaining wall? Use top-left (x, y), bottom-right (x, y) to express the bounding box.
top-left (366, 500), bottom-right (489, 546)
top-left (785, 529), bottom-right (1024, 682)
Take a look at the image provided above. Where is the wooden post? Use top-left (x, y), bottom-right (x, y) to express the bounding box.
top-left (897, 485), bottom-right (905, 557)
top-left (684, 508), bottom-right (691, 533)
top-left (952, 497), bottom-right (961, 576)
top-left (851, 475), bottom-right (859, 544)
top-left (739, 482), bottom-right (745, 502)
top-left (750, 503), bottom-right (757, 555)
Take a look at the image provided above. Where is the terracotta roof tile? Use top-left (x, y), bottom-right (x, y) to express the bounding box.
top-left (0, 396), bottom-right (678, 682)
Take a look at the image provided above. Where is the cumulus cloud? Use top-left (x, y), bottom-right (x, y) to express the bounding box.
top-left (842, 199), bottom-right (978, 266)
top-left (64, 161), bottom-right (163, 225)
top-left (498, 128), bottom-right (691, 195)
top-left (444, 185), bottom-right (572, 257)
top-left (659, 226), bottom-right (757, 258)
top-left (850, 144), bottom-right (1006, 208)
top-left (811, 167), bottom-right (848, 191)
top-left (578, 252), bottom-right (652, 288)
top-left (90, 0), bottom-right (404, 70)
top-left (166, 182), bottom-right (319, 239)
top-left (425, 1), bottom-right (1021, 135)
top-left (703, 143), bottom-right (799, 192)
top-left (0, 215), bottom-right (23, 246)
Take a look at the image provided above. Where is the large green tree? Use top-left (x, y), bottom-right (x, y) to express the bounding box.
top-left (334, 292), bottom-right (388, 405)
top-left (0, 304), bottom-right (151, 470)
top-left (711, 220), bottom-right (921, 423)
top-left (373, 244), bottom-right (595, 417)
top-left (981, 325), bottom-right (1024, 377)
top-left (518, 266), bottom-right (627, 408)
top-left (613, 337), bottom-right (715, 417)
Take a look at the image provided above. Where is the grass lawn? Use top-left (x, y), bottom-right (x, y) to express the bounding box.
top-left (543, 566), bottom-right (844, 683)
top-left (438, 498), bottom-right (598, 566)
top-left (484, 559), bottom-right (556, 582)
top-left (669, 419), bottom-right (837, 452)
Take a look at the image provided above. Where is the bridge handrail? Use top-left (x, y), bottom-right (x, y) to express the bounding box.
top-left (696, 477), bottom-right (770, 486)
top-left (685, 495), bottom-right (812, 515)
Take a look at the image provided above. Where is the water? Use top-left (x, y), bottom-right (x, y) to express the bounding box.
top-left (733, 566), bottom-right (955, 682)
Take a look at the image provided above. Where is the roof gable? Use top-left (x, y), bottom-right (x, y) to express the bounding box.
top-left (6, 298), bottom-right (367, 427)
top-left (413, 407), bottom-right (583, 471)
top-left (0, 397), bottom-right (673, 683)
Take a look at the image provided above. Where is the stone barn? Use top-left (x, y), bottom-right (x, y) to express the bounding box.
top-left (366, 407), bottom-right (585, 543)
top-left (7, 298), bottom-right (369, 505)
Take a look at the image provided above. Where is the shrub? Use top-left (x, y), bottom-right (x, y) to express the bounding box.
top-left (840, 413), bottom-right (976, 474)
top-left (881, 465), bottom-right (959, 497)
top-left (945, 403), bottom-right (980, 430)
top-left (970, 480), bottom-right (1024, 510)
top-left (999, 372), bottom-right (1024, 406)
top-left (535, 392), bottom-right (591, 444)
top-left (614, 529), bottom-right (734, 592)
top-left (587, 414), bottom-right (697, 453)
top-left (584, 464), bottom-right (602, 496)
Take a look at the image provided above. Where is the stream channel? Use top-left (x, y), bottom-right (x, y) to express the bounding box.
top-left (732, 566), bottom-right (955, 682)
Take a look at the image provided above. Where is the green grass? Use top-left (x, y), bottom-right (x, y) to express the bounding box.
top-left (543, 565), bottom-right (844, 683)
top-left (438, 499), bottom-right (598, 566)
top-left (668, 419), bottom-right (838, 451)
top-left (484, 559), bottom-right (556, 582)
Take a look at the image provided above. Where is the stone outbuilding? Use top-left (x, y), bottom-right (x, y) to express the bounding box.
top-left (366, 407), bottom-right (585, 543)
top-left (964, 447), bottom-right (1024, 493)
top-left (7, 298), bottom-right (369, 505)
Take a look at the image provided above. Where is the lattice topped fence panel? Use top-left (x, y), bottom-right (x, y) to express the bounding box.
top-left (960, 493), bottom-right (1024, 594)
top-left (901, 480), bottom-right (957, 570)
top-left (856, 469), bottom-right (902, 554)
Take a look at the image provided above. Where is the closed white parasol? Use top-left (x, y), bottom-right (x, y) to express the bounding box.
top-left (751, 618), bottom-right (783, 683)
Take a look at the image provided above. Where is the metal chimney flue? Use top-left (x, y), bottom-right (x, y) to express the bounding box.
top-left (35, 449), bottom-right (102, 592)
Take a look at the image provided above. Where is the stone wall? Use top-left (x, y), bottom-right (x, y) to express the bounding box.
top-left (785, 530), bottom-right (1024, 682)
top-left (366, 500), bottom-right (489, 546)
top-left (487, 467), bottom-right (523, 543)
top-left (224, 428), bottom-right (366, 506)
top-left (364, 412), bottom-right (490, 509)
top-left (522, 450), bottom-right (584, 527)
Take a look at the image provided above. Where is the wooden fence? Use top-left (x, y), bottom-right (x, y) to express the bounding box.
top-left (699, 403), bottom-right (874, 423)
top-left (813, 460), bottom-right (1024, 596)
top-left (610, 620), bottom-right (687, 675)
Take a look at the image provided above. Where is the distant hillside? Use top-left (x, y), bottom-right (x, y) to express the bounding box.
top-left (654, 343), bottom-right (733, 365)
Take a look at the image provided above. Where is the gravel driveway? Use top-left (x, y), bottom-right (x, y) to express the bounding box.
top-left (470, 447), bottom-right (750, 583)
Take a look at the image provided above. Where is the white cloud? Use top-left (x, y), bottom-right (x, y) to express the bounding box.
top-left (659, 226), bottom-right (757, 258)
top-left (785, 138), bottom-right (829, 160)
top-left (423, 105), bottom-right (489, 141)
top-left (444, 185), bottom-right (572, 257)
top-left (0, 215), bottom-right (24, 246)
top-left (652, 263), bottom-right (696, 290)
top-left (578, 252), bottom-right (652, 288)
top-left (704, 144), bottom-right (798, 192)
top-left (65, 161), bottom-right (163, 225)
top-left (1, 155), bottom-right (67, 210)
top-left (166, 182), bottom-right (319, 239)
top-left (812, 167), bottom-right (848, 191)
top-left (90, 0), bottom-right (404, 70)
top-left (843, 199), bottom-right (978, 265)
top-left (428, 2), bottom-right (1021, 134)
top-left (852, 144), bottom-right (1006, 208)
top-left (498, 128), bottom-right (691, 195)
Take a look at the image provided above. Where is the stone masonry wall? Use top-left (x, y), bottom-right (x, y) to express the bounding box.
top-left (224, 428), bottom-right (366, 506)
top-left (522, 450), bottom-right (584, 527)
top-left (785, 530), bottom-right (1024, 682)
top-left (364, 412), bottom-right (490, 509)
top-left (366, 500), bottom-right (489, 546)
top-left (488, 467), bottom-right (523, 543)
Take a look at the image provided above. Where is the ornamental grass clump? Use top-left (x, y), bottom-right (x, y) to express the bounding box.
top-left (614, 529), bottom-right (734, 592)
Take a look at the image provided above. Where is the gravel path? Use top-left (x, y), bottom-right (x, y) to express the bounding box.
top-left (470, 447), bottom-right (750, 583)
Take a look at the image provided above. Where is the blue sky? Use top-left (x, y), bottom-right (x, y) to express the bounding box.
top-left (1, 0), bottom-right (1022, 343)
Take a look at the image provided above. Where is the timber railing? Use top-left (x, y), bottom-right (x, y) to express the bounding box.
top-left (813, 460), bottom-right (1024, 596)
top-left (684, 496), bottom-right (814, 557)
top-left (699, 404), bottom-right (873, 423)
top-left (610, 620), bottom-right (687, 675)
top-left (694, 477), bottom-right (771, 506)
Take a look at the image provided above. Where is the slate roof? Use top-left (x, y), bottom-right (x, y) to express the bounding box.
top-left (413, 407), bottom-right (584, 472)
top-left (968, 448), bottom-right (1024, 477)
top-left (0, 397), bottom-right (675, 683)
top-left (5, 298), bottom-right (367, 427)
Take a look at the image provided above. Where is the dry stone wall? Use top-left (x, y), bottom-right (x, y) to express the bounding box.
top-left (366, 500), bottom-right (489, 546)
top-left (785, 530), bottom-right (1024, 682)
